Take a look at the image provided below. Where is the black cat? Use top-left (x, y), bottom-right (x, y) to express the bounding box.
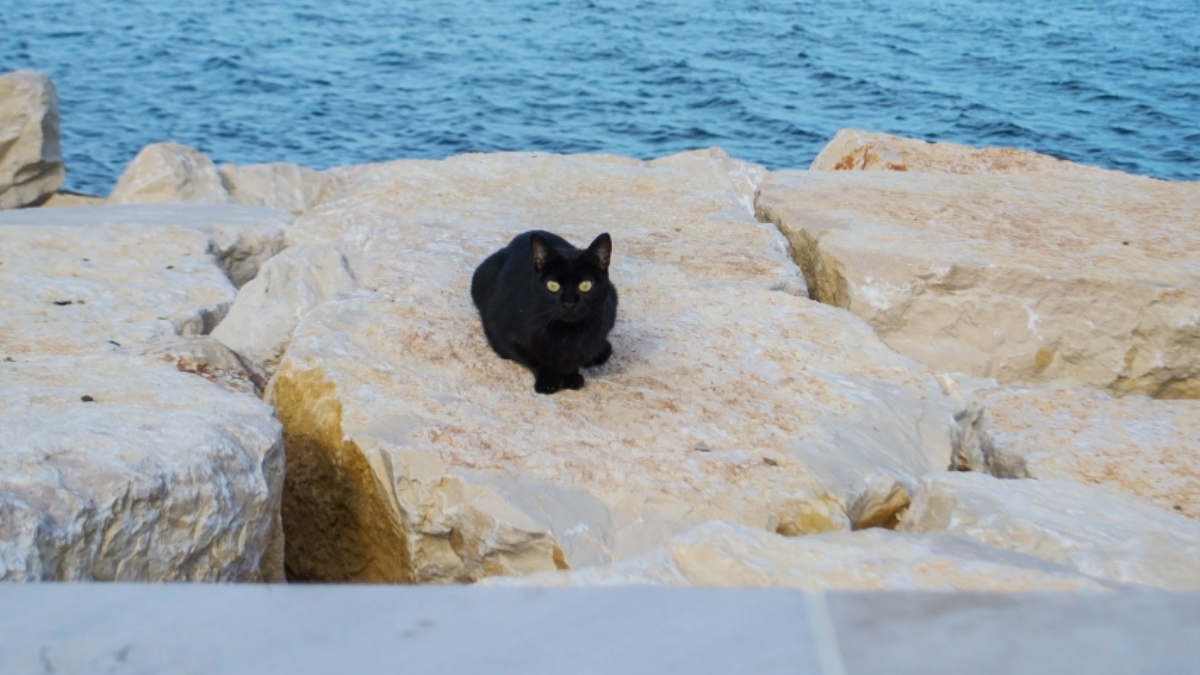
top-left (471, 230), bottom-right (618, 394)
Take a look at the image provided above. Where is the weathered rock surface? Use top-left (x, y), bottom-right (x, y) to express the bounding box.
top-left (137, 335), bottom-right (270, 397)
top-left (0, 203), bottom-right (292, 287)
top-left (220, 162), bottom-right (344, 215)
top-left (0, 202), bottom-right (288, 581)
top-left (109, 142), bottom-right (233, 205)
top-left (482, 521), bottom-right (1109, 591)
top-left (899, 472), bottom-right (1200, 590)
top-left (955, 386), bottom-right (1200, 520)
top-left (0, 221), bottom-right (235, 357)
top-left (37, 190), bottom-right (106, 208)
top-left (810, 128), bottom-right (1114, 175)
top-left (0, 70), bottom-right (64, 209)
top-left (211, 245), bottom-right (357, 373)
top-left (756, 169), bottom-right (1200, 397)
top-left (0, 351), bottom-right (284, 581)
top-left (266, 150), bottom-right (966, 583)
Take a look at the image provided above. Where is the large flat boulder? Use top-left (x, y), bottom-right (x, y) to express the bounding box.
top-left (810, 128), bottom-right (1114, 176)
top-left (0, 70), bottom-right (64, 209)
top-left (0, 221), bottom-right (235, 357)
top-left (899, 472), bottom-right (1200, 590)
top-left (0, 351), bottom-right (283, 581)
top-left (263, 149), bottom-right (965, 583)
top-left (755, 169), bottom-right (1200, 397)
top-left (956, 386), bottom-right (1200, 520)
top-left (0, 203), bottom-right (292, 287)
top-left (482, 521), bottom-right (1109, 591)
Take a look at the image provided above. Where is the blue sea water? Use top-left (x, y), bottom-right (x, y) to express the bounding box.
top-left (2, 0), bottom-right (1198, 195)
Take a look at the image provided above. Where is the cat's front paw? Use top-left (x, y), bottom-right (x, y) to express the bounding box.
top-left (534, 371), bottom-right (584, 394)
top-left (563, 371), bottom-right (584, 390)
top-left (535, 372), bottom-right (564, 394)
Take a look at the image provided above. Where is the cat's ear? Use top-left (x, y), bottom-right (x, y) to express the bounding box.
top-left (531, 233), bottom-right (555, 271)
top-left (586, 233), bottom-right (612, 271)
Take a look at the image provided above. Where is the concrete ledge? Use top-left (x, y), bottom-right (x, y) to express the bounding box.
top-left (0, 586), bottom-right (1197, 674)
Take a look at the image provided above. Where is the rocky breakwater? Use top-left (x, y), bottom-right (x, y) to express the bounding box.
top-left (227, 149), bottom-right (984, 584)
top-left (757, 129), bottom-right (1200, 399)
top-left (0, 203), bottom-right (294, 581)
top-left (5, 69), bottom-right (1198, 593)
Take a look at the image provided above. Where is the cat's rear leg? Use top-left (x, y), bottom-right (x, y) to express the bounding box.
top-left (584, 341), bottom-right (612, 368)
top-left (534, 369), bottom-right (584, 394)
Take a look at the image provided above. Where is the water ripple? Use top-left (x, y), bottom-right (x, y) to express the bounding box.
top-left (1, 0), bottom-right (1197, 194)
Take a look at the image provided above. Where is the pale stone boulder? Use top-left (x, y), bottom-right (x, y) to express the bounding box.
top-left (811, 128), bottom-right (1114, 175)
top-left (0, 70), bottom-right (64, 209)
top-left (219, 162), bottom-right (344, 215)
top-left (955, 386), bottom-right (1200, 520)
top-left (899, 472), bottom-right (1200, 590)
top-left (755, 170), bottom-right (1200, 397)
top-left (211, 245), bottom-right (357, 373)
top-left (109, 142), bottom-right (233, 205)
top-left (268, 151), bottom-right (965, 583)
top-left (0, 203), bottom-right (293, 287)
top-left (482, 521), bottom-right (1109, 591)
top-left (0, 204), bottom-right (287, 581)
top-left (0, 351), bottom-right (284, 581)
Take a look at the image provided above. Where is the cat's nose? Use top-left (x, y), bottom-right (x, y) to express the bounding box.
top-left (562, 294), bottom-right (579, 308)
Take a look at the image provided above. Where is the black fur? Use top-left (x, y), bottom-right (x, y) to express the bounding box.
top-left (471, 230), bottom-right (618, 394)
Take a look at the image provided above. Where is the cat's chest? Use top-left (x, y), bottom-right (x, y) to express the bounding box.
top-left (532, 322), bottom-right (600, 352)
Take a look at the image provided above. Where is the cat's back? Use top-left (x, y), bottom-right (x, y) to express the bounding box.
top-left (470, 246), bottom-right (504, 310)
top-left (471, 231), bottom-right (539, 311)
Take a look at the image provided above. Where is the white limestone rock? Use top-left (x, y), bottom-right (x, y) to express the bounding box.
top-left (212, 245), bottom-right (357, 373)
top-left (109, 142), bottom-right (233, 206)
top-left (219, 162), bottom-right (345, 215)
top-left (810, 128), bottom-right (1116, 176)
top-left (482, 521), bottom-right (1109, 591)
top-left (0, 351), bottom-right (284, 581)
top-left (755, 169), bottom-right (1200, 397)
top-left (955, 386), bottom-right (1200, 520)
top-left (267, 150), bottom-right (964, 583)
top-left (0, 203), bottom-right (292, 287)
top-left (0, 70), bottom-right (64, 209)
top-left (898, 472), bottom-right (1200, 590)
top-left (0, 204), bottom-right (288, 581)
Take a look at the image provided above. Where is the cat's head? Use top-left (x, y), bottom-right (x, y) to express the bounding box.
top-left (531, 232), bottom-right (612, 323)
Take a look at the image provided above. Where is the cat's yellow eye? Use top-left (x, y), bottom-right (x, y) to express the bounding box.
top-left (578, 281), bottom-right (593, 292)
top-left (546, 280), bottom-right (561, 292)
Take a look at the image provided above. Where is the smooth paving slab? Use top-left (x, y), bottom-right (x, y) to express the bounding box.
top-left (0, 586), bottom-right (820, 675)
top-left (1, 585), bottom-right (1198, 675)
top-left (829, 591), bottom-right (1200, 675)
